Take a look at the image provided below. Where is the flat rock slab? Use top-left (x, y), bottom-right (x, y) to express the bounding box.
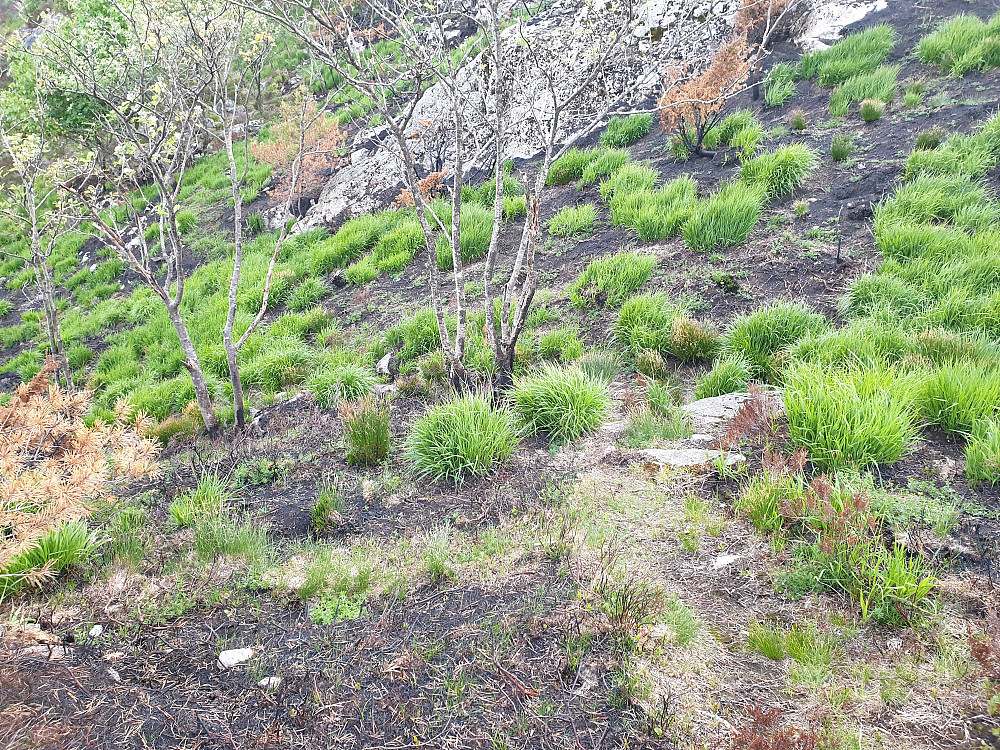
top-left (681, 391), bottom-right (784, 436)
top-left (639, 448), bottom-right (744, 469)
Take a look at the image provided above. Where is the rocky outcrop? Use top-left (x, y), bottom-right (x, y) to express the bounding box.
top-left (296, 0), bottom-right (735, 232)
top-left (296, 0), bottom-right (891, 233)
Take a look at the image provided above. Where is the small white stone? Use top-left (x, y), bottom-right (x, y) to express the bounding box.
top-left (89, 624), bottom-right (104, 638)
top-left (258, 675), bottom-right (281, 691)
top-left (108, 668), bottom-right (122, 683)
top-left (217, 648), bottom-right (254, 669)
top-left (713, 554), bottom-right (741, 570)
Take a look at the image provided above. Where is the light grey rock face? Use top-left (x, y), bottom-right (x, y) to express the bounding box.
top-left (298, 0), bottom-right (733, 233)
top-left (297, 141), bottom-right (403, 230)
top-left (217, 647), bottom-right (254, 669)
top-left (681, 392), bottom-right (756, 435)
top-left (794, 0), bottom-right (887, 51)
top-left (681, 391), bottom-right (785, 436)
top-left (638, 447), bottom-right (744, 468)
top-left (19, 644), bottom-right (72, 659)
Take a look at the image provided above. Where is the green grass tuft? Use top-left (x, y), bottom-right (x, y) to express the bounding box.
top-left (511, 364), bottom-right (609, 444)
top-left (739, 145), bottom-right (818, 198)
top-left (799, 24), bottom-right (898, 86)
top-left (406, 393), bottom-right (520, 483)
top-left (549, 204), bottom-right (597, 237)
top-left (600, 114), bottom-right (653, 147)
top-left (828, 65), bottom-right (901, 117)
top-left (568, 250), bottom-right (655, 308)
top-left (693, 354), bottom-right (752, 399)
top-left (966, 417), bottom-right (1000, 485)
top-left (784, 363), bottom-right (920, 468)
top-left (341, 397), bottom-right (391, 466)
top-left (725, 301), bottom-right (829, 380)
top-left (682, 182), bottom-right (767, 252)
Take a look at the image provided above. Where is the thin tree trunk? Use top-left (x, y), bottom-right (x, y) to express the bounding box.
top-left (167, 302), bottom-right (221, 439)
top-left (223, 127), bottom-right (248, 430)
top-left (29, 221), bottom-right (66, 387)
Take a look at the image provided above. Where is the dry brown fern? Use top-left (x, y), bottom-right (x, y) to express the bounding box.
top-left (0, 359), bottom-right (159, 571)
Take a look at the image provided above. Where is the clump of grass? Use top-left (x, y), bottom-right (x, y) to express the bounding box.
top-left (538, 326), bottom-right (584, 362)
top-left (193, 513), bottom-right (269, 564)
top-left (702, 110), bottom-right (762, 150)
top-left (682, 182), bottom-right (767, 252)
top-left (307, 363), bottom-right (377, 406)
top-left (436, 202), bottom-right (493, 269)
top-left (666, 317), bottom-right (720, 361)
top-left (903, 129), bottom-right (1000, 179)
top-left (567, 250), bottom-right (655, 308)
top-left (693, 354), bottom-right (752, 399)
top-left (579, 148), bottom-right (630, 185)
top-left (725, 301), bottom-right (829, 380)
top-left (424, 524), bottom-right (455, 584)
top-left (511, 364), bottom-right (609, 443)
top-left (874, 172), bottom-right (988, 226)
top-left (600, 114), bottom-right (653, 147)
top-left (311, 478), bottom-right (345, 534)
top-left (828, 64), bottom-right (901, 117)
top-left (739, 145), bottom-right (818, 198)
top-left (609, 175), bottom-right (697, 241)
top-left (287, 277), bottom-right (327, 311)
top-left (577, 350), bottom-right (620, 384)
top-left (169, 475), bottom-right (230, 527)
top-left (67, 345), bottom-right (93, 370)
top-left (340, 397), bottom-right (391, 466)
top-left (966, 418), bottom-right (1000, 485)
top-left (917, 361), bottom-right (1000, 434)
top-left (798, 24), bottom-right (898, 86)
top-left (0, 521), bottom-right (99, 596)
top-left (547, 147), bottom-right (597, 185)
top-left (748, 621), bottom-right (786, 660)
top-left (903, 82), bottom-right (926, 107)
top-left (860, 98), bottom-right (885, 122)
top-left (915, 127), bottom-right (944, 150)
top-left (615, 292), bottom-right (685, 358)
top-left (784, 363), bottom-right (920, 468)
top-left (917, 12), bottom-right (1000, 75)
top-left (790, 109), bottom-right (807, 131)
top-left (598, 162), bottom-right (659, 201)
top-left (763, 62), bottom-right (798, 106)
top-left (384, 308), bottom-right (448, 362)
top-left (406, 393), bottom-right (520, 483)
top-left (549, 204), bottom-right (597, 237)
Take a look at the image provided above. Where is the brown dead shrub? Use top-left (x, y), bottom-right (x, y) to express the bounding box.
top-left (0, 359), bottom-right (159, 573)
top-left (658, 35), bottom-right (755, 155)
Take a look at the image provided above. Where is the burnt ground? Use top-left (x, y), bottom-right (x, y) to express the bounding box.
top-left (4, 1), bottom-right (1000, 749)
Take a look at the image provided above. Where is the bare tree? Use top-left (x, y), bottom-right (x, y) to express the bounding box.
top-left (252, 0), bottom-right (488, 389)
top-left (474, 0), bottom-right (636, 391)
top-left (33, 0), bottom-right (223, 437)
top-left (0, 85), bottom-right (71, 387)
top-left (251, 0), bottom-right (642, 391)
